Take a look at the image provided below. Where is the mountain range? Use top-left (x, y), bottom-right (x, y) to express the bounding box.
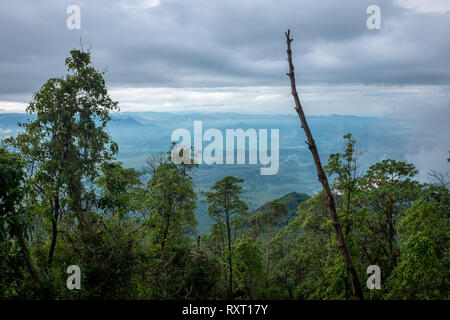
top-left (0, 111), bottom-right (423, 233)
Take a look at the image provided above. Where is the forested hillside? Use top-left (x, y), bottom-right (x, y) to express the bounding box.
top-left (0, 50), bottom-right (448, 300)
top-left (0, 104), bottom-right (433, 234)
top-left (252, 192), bottom-right (310, 224)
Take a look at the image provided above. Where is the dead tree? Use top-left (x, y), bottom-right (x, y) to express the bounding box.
top-left (284, 29), bottom-right (364, 300)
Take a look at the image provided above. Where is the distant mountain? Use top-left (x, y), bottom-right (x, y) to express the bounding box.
top-left (0, 113), bottom-right (33, 136)
top-left (252, 192), bottom-right (311, 226)
top-left (109, 116), bottom-right (145, 127)
top-left (240, 192), bottom-right (311, 236)
top-left (0, 111), bottom-right (422, 234)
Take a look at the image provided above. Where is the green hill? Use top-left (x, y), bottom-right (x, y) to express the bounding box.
top-left (241, 192), bottom-right (311, 236)
top-left (251, 191), bottom-right (311, 226)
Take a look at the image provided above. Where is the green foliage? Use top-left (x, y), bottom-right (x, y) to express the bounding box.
top-left (203, 176), bottom-right (248, 299)
top-left (386, 199), bottom-right (449, 299)
top-left (263, 135), bottom-right (449, 300)
top-left (4, 48), bottom-right (120, 278)
top-left (0, 147), bottom-right (28, 298)
top-left (146, 161), bottom-right (197, 248)
top-left (184, 250), bottom-right (222, 299)
top-left (232, 236), bottom-right (265, 299)
top-left (1, 49), bottom-right (448, 300)
top-left (0, 147), bottom-right (26, 238)
top-left (250, 200), bottom-right (287, 287)
top-left (97, 162), bottom-right (143, 219)
top-left (63, 212), bottom-right (142, 299)
top-left (251, 200), bottom-right (287, 230)
top-left (251, 192), bottom-right (310, 226)
top-left (203, 176), bottom-right (248, 224)
top-left (357, 159), bottom-right (421, 277)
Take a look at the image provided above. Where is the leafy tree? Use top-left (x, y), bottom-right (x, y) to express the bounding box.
top-left (184, 250), bottom-right (221, 299)
top-left (386, 199), bottom-right (449, 299)
top-left (139, 149), bottom-right (197, 299)
top-left (325, 133), bottom-right (364, 236)
top-left (145, 161), bottom-right (197, 249)
top-left (324, 133), bottom-right (367, 298)
top-left (286, 191), bottom-right (345, 299)
top-left (0, 147), bottom-right (39, 296)
top-left (251, 200), bottom-right (287, 285)
top-left (232, 236), bottom-right (265, 299)
top-left (358, 160), bottom-right (420, 276)
top-left (203, 176), bottom-right (248, 299)
top-left (6, 49), bottom-right (119, 270)
top-left (97, 162), bottom-right (142, 220)
top-left (66, 212), bottom-right (142, 299)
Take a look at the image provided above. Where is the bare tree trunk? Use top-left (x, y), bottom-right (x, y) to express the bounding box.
top-left (17, 230), bottom-right (39, 281)
top-left (48, 197), bottom-right (60, 267)
top-left (284, 29), bottom-right (364, 300)
top-left (265, 222), bottom-right (273, 287)
top-left (161, 212), bottom-right (171, 250)
top-left (161, 199), bottom-right (173, 250)
top-left (217, 221), bottom-right (229, 296)
top-left (226, 208), bottom-right (233, 300)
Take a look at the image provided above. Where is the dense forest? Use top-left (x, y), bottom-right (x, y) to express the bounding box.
top-left (0, 50), bottom-right (448, 300)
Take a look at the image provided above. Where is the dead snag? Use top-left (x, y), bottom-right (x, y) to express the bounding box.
top-left (284, 29), bottom-right (364, 300)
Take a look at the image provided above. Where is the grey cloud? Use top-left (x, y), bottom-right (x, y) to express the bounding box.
top-left (1, 0), bottom-right (450, 99)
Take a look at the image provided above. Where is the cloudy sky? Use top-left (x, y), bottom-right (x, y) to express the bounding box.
top-left (0, 0), bottom-right (448, 113)
top-left (0, 0), bottom-right (449, 171)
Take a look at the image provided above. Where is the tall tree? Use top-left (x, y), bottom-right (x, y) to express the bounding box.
top-left (6, 49), bottom-right (119, 268)
top-left (358, 160), bottom-right (420, 275)
top-left (251, 200), bottom-right (287, 284)
top-left (324, 134), bottom-right (367, 298)
top-left (203, 176), bottom-right (248, 299)
top-left (386, 199), bottom-right (449, 299)
top-left (0, 147), bottom-right (39, 282)
top-left (232, 235), bottom-right (265, 299)
top-left (285, 29), bottom-right (363, 299)
top-left (325, 134), bottom-right (365, 236)
top-left (146, 160), bottom-right (197, 250)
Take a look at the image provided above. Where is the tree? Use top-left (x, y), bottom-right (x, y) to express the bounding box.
top-left (184, 250), bottom-right (221, 299)
top-left (146, 160), bottom-right (197, 250)
top-left (97, 162), bottom-right (142, 220)
top-left (325, 133), bottom-right (365, 235)
top-left (69, 211), bottom-right (142, 299)
top-left (285, 29), bottom-right (363, 299)
top-left (232, 236), bottom-right (265, 299)
top-left (203, 176), bottom-right (248, 299)
top-left (358, 160), bottom-right (420, 276)
top-left (140, 149), bottom-right (198, 299)
top-left (324, 134), bottom-right (367, 297)
top-left (251, 200), bottom-right (287, 285)
top-left (6, 49), bottom-right (119, 269)
top-left (386, 200), bottom-right (449, 299)
top-left (286, 191), bottom-right (349, 299)
top-left (0, 147), bottom-right (39, 286)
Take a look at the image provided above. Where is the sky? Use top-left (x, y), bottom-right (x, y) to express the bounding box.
top-left (0, 0), bottom-right (449, 175)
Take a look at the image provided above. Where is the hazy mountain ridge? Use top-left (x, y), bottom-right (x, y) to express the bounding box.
top-left (0, 111), bottom-right (420, 233)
